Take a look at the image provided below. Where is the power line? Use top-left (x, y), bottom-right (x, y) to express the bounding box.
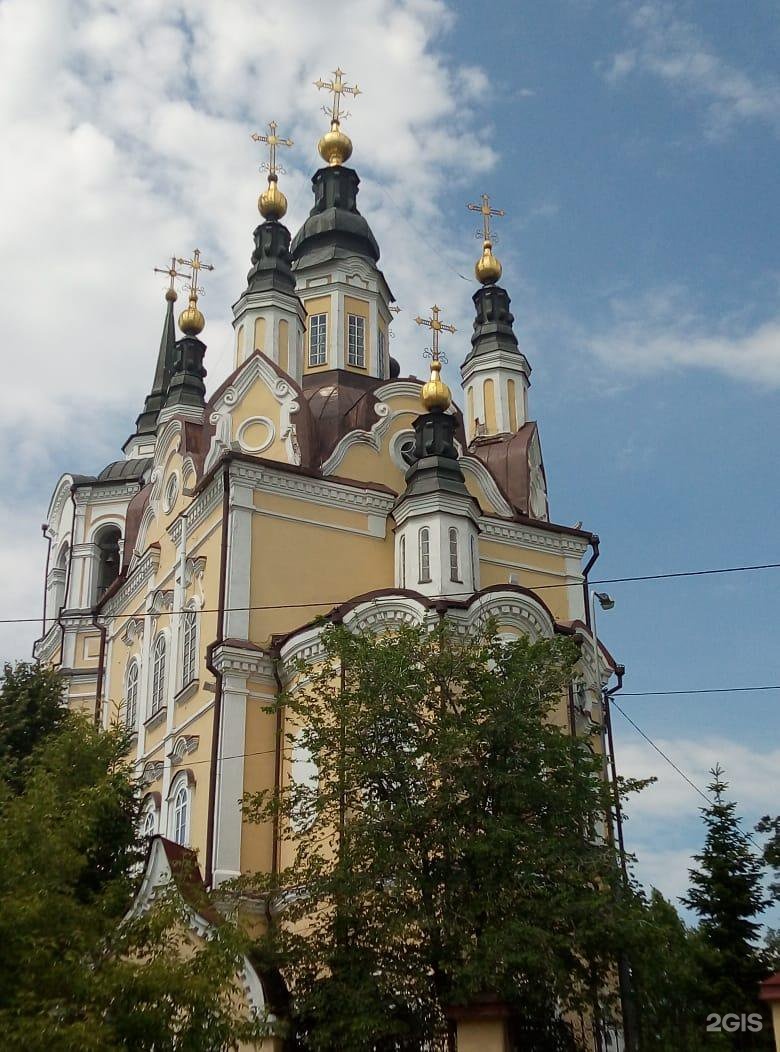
top-left (617, 685), bottom-right (780, 697)
top-left (9, 558), bottom-right (780, 628)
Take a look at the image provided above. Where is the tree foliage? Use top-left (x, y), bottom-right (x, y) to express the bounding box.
top-left (0, 663), bottom-right (268, 1051)
top-left (0, 660), bottom-right (68, 791)
top-left (241, 621), bottom-right (644, 1051)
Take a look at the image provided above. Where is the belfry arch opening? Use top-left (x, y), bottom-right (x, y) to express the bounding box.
top-left (94, 525), bottom-right (121, 602)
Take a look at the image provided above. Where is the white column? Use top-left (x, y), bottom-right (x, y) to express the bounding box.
top-left (223, 481), bottom-right (253, 640)
top-left (212, 667), bottom-right (248, 885)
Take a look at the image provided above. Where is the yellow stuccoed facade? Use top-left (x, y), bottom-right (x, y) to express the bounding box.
top-left (34, 140), bottom-right (619, 1047)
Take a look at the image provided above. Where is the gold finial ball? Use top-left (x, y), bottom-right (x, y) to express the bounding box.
top-left (475, 240), bottom-right (502, 285)
top-left (318, 123), bottom-right (352, 166)
top-left (259, 175), bottom-right (288, 220)
top-left (421, 359), bottom-right (452, 412)
top-left (165, 287), bottom-right (178, 303)
top-left (179, 297), bottom-right (205, 337)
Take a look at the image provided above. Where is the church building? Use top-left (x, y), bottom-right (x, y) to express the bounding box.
top-left (34, 69), bottom-right (620, 1041)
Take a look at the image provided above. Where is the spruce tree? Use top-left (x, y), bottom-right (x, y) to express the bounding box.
top-left (682, 765), bottom-right (770, 1047)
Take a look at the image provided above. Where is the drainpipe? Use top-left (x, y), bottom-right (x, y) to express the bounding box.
top-left (604, 665), bottom-right (640, 1052)
top-left (582, 534), bottom-right (600, 629)
top-left (204, 463), bottom-right (231, 888)
top-left (39, 524), bottom-right (53, 643)
top-left (271, 647), bottom-right (284, 885)
top-left (92, 611), bottom-right (107, 727)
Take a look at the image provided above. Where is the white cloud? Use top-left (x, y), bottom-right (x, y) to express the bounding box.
top-left (615, 730), bottom-right (780, 907)
top-left (603, 2), bottom-right (780, 137)
top-left (584, 287), bottom-right (780, 387)
top-left (0, 0), bottom-right (498, 657)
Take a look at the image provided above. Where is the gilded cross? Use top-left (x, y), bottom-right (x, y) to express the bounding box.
top-left (467, 193), bottom-right (505, 242)
top-left (176, 248), bottom-right (215, 299)
top-left (251, 120), bottom-right (293, 176)
top-left (414, 304), bottom-right (456, 362)
top-left (153, 255), bottom-right (187, 299)
top-left (314, 67), bottom-right (361, 125)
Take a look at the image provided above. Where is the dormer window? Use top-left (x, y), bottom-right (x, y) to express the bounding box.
top-left (94, 525), bottom-right (121, 601)
top-left (309, 313), bottom-right (327, 366)
top-left (347, 314), bottom-right (365, 368)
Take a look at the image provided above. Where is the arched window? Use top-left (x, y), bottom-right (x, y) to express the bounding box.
top-left (140, 799), bottom-right (158, 838)
top-left (170, 776), bottom-right (190, 845)
top-left (94, 525), bottom-right (121, 601)
top-left (398, 536), bottom-right (406, 589)
top-left (151, 634), bottom-right (167, 714)
top-left (418, 527), bottom-right (431, 583)
top-left (51, 542), bottom-right (69, 615)
top-left (125, 660), bottom-right (139, 730)
top-left (448, 527), bottom-right (460, 582)
top-left (181, 610), bottom-right (198, 687)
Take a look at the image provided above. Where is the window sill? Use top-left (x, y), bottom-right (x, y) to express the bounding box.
top-left (144, 707), bottom-right (167, 731)
top-left (419, 577), bottom-right (432, 585)
top-left (174, 679), bottom-right (200, 705)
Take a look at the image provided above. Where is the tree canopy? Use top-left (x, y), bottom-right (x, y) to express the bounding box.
top-left (241, 620), bottom-right (644, 1051)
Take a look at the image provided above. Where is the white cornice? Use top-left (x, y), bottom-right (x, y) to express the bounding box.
top-left (392, 489), bottom-right (481, 528)
top-left (480, 517), bottom-right (590, 558)
top-left (102, 547), bottom-right (161, 617)
top-left (460, 456), bottom-right (514, 518)
top-left (461, 346), bottom-right (531, 382)
top-left (231, 460), bottom-right (395, 516)
top-left (210, 641), bottom-right (275, 680)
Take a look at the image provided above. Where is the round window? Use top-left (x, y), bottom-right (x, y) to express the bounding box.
top-left (164, 473), bottom-right (179, 512)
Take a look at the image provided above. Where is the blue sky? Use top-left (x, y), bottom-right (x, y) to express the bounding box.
top-left (0, 0), bottom-right (777, 916)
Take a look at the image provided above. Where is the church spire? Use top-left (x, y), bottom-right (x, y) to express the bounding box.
top-left (244, 120), bottom-right (297, 297)
top-left (125, 257), bottom-right (184, 453)
top-left (314, 66), bottom-right (361, 166)
top-left (393, 310), bottom-right (481, 598)
top-left (460, 195), bottom-right (531, 444)
top-left (159, 249), bottom-right (214, 424)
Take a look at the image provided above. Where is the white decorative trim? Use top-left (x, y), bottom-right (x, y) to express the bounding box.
top-left (102, 546), bottom-right (161, 618)
top-left (142, 760), bottom-right (164, 785)
top-left (235, 415), bottom-right (275, 455)
top-left (210, 642), bottom-right (275, 681)
top-left (320, 402), bottom-right (392, 475)
top-left (373, 380), bottom-right (423, 401)
top-left (184, 475), bottom-right (224, 536)
top-left (121, 617), bottom-right (145, 646)
top-left (170, 734), bottom-right (199, 765)
top-left (460, 456), bottom-right (514, 518)
top-left (125, 839), bottom-right (268, 1016)
top-left (46, 474), bottom-right (76, 534)
top-left (232, 460), bottom-right (395, 516)
top-left (480, 517), bottom-right (590, 557)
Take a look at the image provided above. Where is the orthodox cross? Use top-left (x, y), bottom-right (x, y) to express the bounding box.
top-left (251, 120), bottom-right (293, 176)
top-left (314, 67), bottom-right (361, 124)
top-left (176, 248), bottom-right (215, 299)
top-left (467, 193), bottom-right (505, 242)
top-left (153, 256), bottom-right (187, 300)
top-left (414, 304), bottom-right (456, 364)
top-left (389, 304), bottom-right (401, 316)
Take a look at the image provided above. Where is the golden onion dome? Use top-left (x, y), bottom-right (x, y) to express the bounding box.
top-left (475, 239), bottom-right (502, 285)
top-left (178, 295), bottom-right (205, 337)
top-left (259, 172), bottom-right (288, 220)
top-left (421, 358), bottom-right (452, 412)
top-left (318, 121), bottom-right (353, 166)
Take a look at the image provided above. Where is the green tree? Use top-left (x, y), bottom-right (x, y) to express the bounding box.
top-left (0, 710), bottom-right (268, 1050)
top-left (681, 766), bottom-right (771, 1049)
top-left (242, 621), bottom-right (645, 1051)
top-left (0, 660), bottom-right (67, 790)
top-left (755, 814), bottom-right (780, 901)
top-left (631, 887), bottom-right (726, 1051)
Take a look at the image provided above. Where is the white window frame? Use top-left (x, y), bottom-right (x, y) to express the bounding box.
top-left (378, 327), bottom-right (386, 370)
top-left (418, 527), bottom-right (431, 583)
top-left (169, 774), bottom-right (191, 846)
top-left (399, 535), bottom-right (406, 589)
top-left (347, 313), bottom-right (366, 368)
top-left (140, 798), bottom-right (159, 838)
top-left (449, 527), bottom-right (461, 583)
top-left (125, 659), bottom-right (140, 731)
top-left (150, 633), bottom-right (167, 715)
top-left (308, 313), bottom-right (328, 367)
top-left (181, 608), bottom-right (198, 688)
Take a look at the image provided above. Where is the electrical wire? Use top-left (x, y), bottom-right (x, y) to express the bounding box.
top-left (9, 558), bottom-right (780, 627)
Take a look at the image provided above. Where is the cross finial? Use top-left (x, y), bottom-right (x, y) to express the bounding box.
top-left (314, 66), bottom-right (361, 127)
top-left (467, 193), bottom-right (505, 243)
top-left (251, 120), bottom-right (294, 178)
top-left (414, 304), bottom-right (456, 362)
top-left (154, 255), bottom-right (187, 303)
top-left (175, 249), bottom-right (215, 337)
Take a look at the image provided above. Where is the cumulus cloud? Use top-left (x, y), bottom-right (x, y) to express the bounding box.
top-left (615, 729), bottom-right (780, 907)
top-left (602, 2), bottom-right (780, 138)
top-left (584, 286), bottom-right (780, 388)
top-left (0, 0), bottom-right (498, 657)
